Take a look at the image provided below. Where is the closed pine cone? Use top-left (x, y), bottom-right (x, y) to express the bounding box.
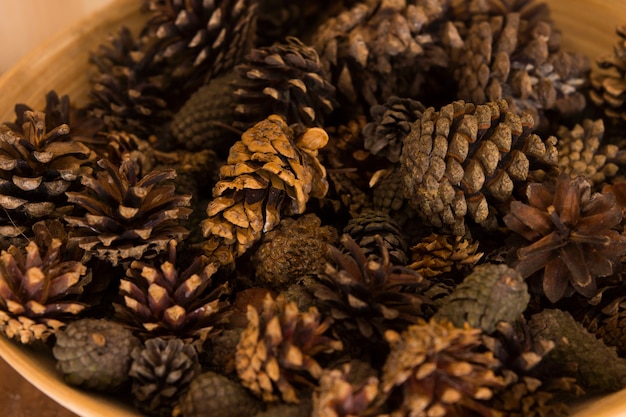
top-left (408, 233), bottom-right (483, 279)
top-left (201, 115), bottom-right (329, 265)
top-left (400, 99), bottom-right (558, 235)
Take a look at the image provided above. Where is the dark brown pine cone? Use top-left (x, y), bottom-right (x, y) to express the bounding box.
top-left (452, 13), bottom-right (589, 127)
top-left (87, 26), bottom-right (170, 136)
top-left (65, 156), bottom-right (192, 266)
top-left (381, 318), bottom-right (504, 417)
top-left (233, 37), bottom-right (337, 130)
top-left (408, 232), bottom-right (483, 279)
top-left (170, 72), bottom-right (239, 154)
top-left (363, 96), bottom-right (425, 163)
top-left (435, 264), bottom-right (530, 333)
top-left (252, 213), bottom-right (338, 290)
top-left (236, 293), bottom-right (343, 403)
top-left (400, 99), bottom-right (558, 236)
top-left (308, 234), bottom-right (430, 340)
top-left (201, 115), bottom-right (329, 266)
top-left (114, 240), bottom-right (230, 340)
top-left (142, 0), bottom-right (259, 98)
top-left (583, 286), bottom-right (626, 357)
top-left (53, 318), bottom-right (142, 392)
top-left (104, 130), bottom-right (158, 174)
top-left (129, 337), bottom-right (201, 416)
top-left (590, 25), bottom-right (626, 128)
top-left (503, 175), bottom-right (626, 302)
top-left (343, 208), bottom-right (408, 265)
top-left (178, 371), bottom-right (261, 417)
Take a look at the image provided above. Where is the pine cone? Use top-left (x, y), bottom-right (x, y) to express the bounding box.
top-left (557, 119), bottom-right (623, 185)
top-left (363, 96), bottom-right (425, 163)
top-left (400, 99), bottom-right (558, 235)
top-left (583, 287), bottom-right (626, 357)
top-left (590, 25), bottom-right (626, 128)
top-left (381, 318), bottom-right (504, 417)
top-left (170, 72), bottom-right (239, 154)
top-left (65, 157), bottom-right (192, 266)
top-left (104, 130), bottom-right (158, 174)
top-left (0, 236), bottom-right (89, 344)
top-left (503, 175), bottom-right (626, 302)
top-left (53, 318), bottom-right (142, 391)
top-left (435, 264), bottom-right (530, 333)
top-left (452, 14), bottom-right (589, 127)
top-left (142, 0), bottom-right (259, 97)
top-left (129, 337), bottom-right (201, 416)
top-left (87, 26), bottom-right (170, 136)
top-left (233, 37), bottom-right (336, 130)
top-left (343, 208), bottom-right (408, 265)
top-left (236, 293), bottom-right (343, 403)
top-left (178, 371), bottom-right (261, 417)
top-left (308, 234), bottom-right (430, 340)
top-left (252, 213), bottom-right (338, 290)
top-left (114, 240), bottom-right (230, 339)
top-left (201, 115), bottom-right (329, 265)
top-left (408, 232), bottom-right (483, 279)
top-left (0, 110), bottom-right (94, 235)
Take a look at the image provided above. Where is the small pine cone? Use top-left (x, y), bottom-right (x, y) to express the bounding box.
top-left (65, 157), bottom-right (192, 266)
top-left (324, 171), bottom-right (372, 219)
top-left (583, 288), bottom-right (626, 357)
top-left (87, 27), bottom-right (170, 136)
top-left (201, 115), bottom-right (329, 265)
top-left (372, 167), bottom-right (406, 214)
top-left (114, 240), bottom-right (230, 339)
top-left (0, 238), bottom-right (89, 344)
top-left (408, 233), bottom-right (483, 279)
top-left (400, 99), bottom-right (558, 235)
top-left (312, 0), bottom-right (454, 109)
top-left (233, 37), bottom-right (336, 130)
top-left (129, 337), bottom-right (201, 416)
top-left (104, 130), bottom-right (158, 174)
top-left (312, 362), bottom-right (379, 417)
top-left (453, 14), bottom-right (589, 126)
top-left (309, 234), bottom-right (430, 340)
top-left (142, 0), bottom-right (259, 96)
top-left (179, 371), bottom-right (261, 417)
top-left (170, 72), bottom-right (239, 154)
top-left (343, 208), bottom-right (408, 265)
top-left (363, 97), bottom-right (425, 163)
top-left (236, 294), bottom-right (343, 403)
top-left (435, 264), bottom-right (530, 334)
top-left (53, 318), bottom-right (142, 391)
top-left (252, 213), bottom-right (338, 290)
top-left (557, 119), bottom-right (624, 185)
top-left (382, 318), bottom-right (504, 417)
top-left (0, 110), bottom-right (94, 234)
top-left (590, 25), bottom-right (626, 127)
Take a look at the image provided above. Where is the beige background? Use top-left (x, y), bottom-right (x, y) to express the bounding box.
top-left (0, 0), bottom-right (114, 73)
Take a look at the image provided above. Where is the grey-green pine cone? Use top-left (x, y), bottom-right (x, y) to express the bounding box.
top-left (53, 318), bottom-right (141, 391)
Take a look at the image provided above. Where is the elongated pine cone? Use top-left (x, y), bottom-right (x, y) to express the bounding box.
top-left (382, 318), bottom-right (504, 417)
top-left (129, 337), bottom-right (201, 416)
top-left (236, 293), bottom-right (343, 403)
top-left (503, 175), bottom-right (626, 302)
top-left (233, 37), bottom-right (336, 130)
top-left (408, 233), bottom-right (483, 279)
top-left (435, 264), bottom-right (530, 333)
top-left (0, 238), bottom-right (89, 344)
top-left (400, 99), bottom-right (558, 235)
top-left (65, 157), bottom-right (192, 266)
top-left (201, 115), bottom-right (329, 265)
top-left (114, 240), bottom-right (230, 339)
top-left (584, 288), bottom-right (626, 357)
top-left (0, 110), bottom-right (94, 236)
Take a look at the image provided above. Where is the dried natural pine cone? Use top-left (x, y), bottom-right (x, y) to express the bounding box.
top-left (236, 293), bottom-right (343, 403)
top-left (400, 99), bottom-right (558, 235)
top-left (233, 37), bottom-right (337, 130)
top-left (435, 264), bottom-right (530, 333)
top-left (252, 213), bottom-right (338, 290)
top-left (583, 286), bottom-right (626, 357)
top-left (103, 130), bottom-right (158, 174)
top-left (408, 233), bottom-right (483, 279)
top-left (129, 337), bottom-right (201, 416)
top-left (201, 115), bottom-right (329, 266)
top-left (503, 175), bottom-right (626, 302)
top-left (381, 318), bottom-right (504, 417)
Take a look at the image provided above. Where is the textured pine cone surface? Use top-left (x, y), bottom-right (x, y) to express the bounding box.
top-left (5, 2), bottom-right (626, 416)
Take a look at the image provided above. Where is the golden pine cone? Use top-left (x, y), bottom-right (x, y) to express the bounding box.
top-left (409, 233), bottom-right (483, 279)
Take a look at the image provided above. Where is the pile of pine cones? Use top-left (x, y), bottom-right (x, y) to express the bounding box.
top-left (2, 1), bottom-right (626, 416)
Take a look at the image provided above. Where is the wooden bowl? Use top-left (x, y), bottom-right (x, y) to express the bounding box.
top-left (0, 0), bottom-right (624, 416)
